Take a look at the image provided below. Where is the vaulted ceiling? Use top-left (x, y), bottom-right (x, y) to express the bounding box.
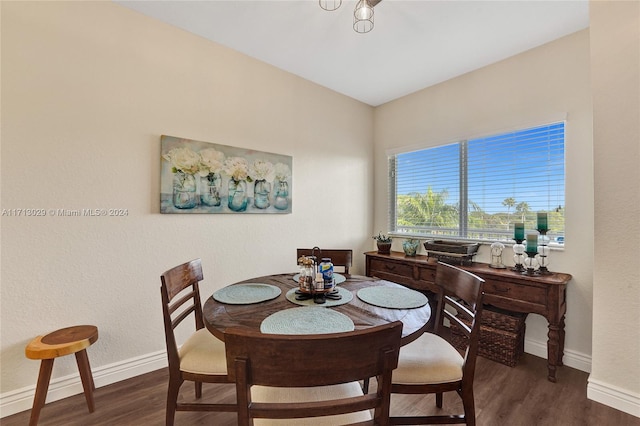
top-left (116, 1), bottom-right (589, 106)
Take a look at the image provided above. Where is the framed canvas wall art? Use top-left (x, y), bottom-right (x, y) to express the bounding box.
top-left (160, 135), bottom-right (292, 214)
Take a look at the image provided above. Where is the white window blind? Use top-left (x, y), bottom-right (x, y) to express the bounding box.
top-left (390, 122), bottom-right (565, 242)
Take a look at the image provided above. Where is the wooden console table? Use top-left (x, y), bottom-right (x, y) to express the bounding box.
top-left (364, 251), bottom-right (572, 382)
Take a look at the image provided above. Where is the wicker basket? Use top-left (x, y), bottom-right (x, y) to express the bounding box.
top-left (450, 306), bottom-right (527, 367)
top-left (479, 306), bottom-right (527, 332)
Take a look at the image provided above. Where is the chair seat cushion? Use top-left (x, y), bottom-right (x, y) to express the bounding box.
top-left (393, 332), bottom-right (464, 384)
top-left (250, 382), bottom-right (372, 425)
top-left (179, 328), bottom-right (227, 375)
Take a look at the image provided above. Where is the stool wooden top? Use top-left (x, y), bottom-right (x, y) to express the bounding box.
top-left (26, 325), bottom-right (98, 360)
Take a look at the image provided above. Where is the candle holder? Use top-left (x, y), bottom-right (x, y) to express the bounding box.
top-left (512, 239), bottom-right (526, 273)
top-left (523, 250), bottom-right (539, 276)
top-left (536, 230), bottom-right (552, 275)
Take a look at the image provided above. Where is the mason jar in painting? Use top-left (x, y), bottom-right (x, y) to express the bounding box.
top-left (273, 180), bottom-right (289, 210)
top-left (253, 179), bottom-right (271, 209)
top-left (228, 178), bottom-right (248, 212)
top-left (200, 173), bottom-right (222, 207)
top-left (173, 171), bottom-right (197, 209)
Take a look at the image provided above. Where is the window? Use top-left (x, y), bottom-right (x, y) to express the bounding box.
top-left (389, 122), bottom-right (565, 242)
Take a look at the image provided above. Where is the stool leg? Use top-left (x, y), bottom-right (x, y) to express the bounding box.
top-left (75, 349), bottom-right (96, 413)
top-left (30, 359), bottom-right (54, 426)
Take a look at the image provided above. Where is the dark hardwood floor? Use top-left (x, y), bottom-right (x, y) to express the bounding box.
top-left (4, 354), bottom-right (639, 425)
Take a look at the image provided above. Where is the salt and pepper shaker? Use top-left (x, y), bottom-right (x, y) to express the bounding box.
top-left (319, 258), bottom-right (334, 289)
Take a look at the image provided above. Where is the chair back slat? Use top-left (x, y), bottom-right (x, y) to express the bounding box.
top-left (171, 305), bottom-right (197, 330)
top-left (436, 263), bottom-right (483, 311)
top-left (161, 259), bottom-right (204, 301)
top-left (248, 394), bottom-right (381, 419)
top-left (446, 295), bottom-right (474, 320)
top-left (167, 289), bottom-right (198, 315)
top-left (444, 310), bottom-right (472, 337)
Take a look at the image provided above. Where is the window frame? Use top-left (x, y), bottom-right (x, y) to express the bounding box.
top-left (387, 121), bottom-right (566, 245)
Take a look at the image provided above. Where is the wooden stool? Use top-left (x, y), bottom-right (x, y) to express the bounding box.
top-left (25, 325), bottom-right (99, 426)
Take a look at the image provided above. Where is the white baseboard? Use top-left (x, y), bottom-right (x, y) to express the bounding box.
top-left (524, 337), bottom-right (592, 373)
top-left (0, 350), bottom-right (167, 419)
top-left (588, 378), bottom-right (640, 418)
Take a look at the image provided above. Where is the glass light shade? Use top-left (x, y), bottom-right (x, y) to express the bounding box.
top-left (319, 0), bottom-right (341, 11)
top-left (353, 0), bottom-right (374, 33)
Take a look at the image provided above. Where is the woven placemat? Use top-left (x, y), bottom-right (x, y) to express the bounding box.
top-left (285, 286), bottom-right (353, 307)
top-left (260, 307), bottom-right (355, 335)
top-left (292, 273), bottom-right (346, 285)
top-left (356, 286), bottom-right (428, 309)
top-left (212, 283), bottom-right (281, 305)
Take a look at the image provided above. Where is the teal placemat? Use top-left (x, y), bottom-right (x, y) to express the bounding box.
top-left (260, 307), bottom-right (355, 335)
top-left (357, 286), bottom-right (428, 309)
top-left (292, 273), bottom-right (346, 285)
top-left (285, 286), bottom-right (353, 307)
top-left (213, 283), bottom-right (281, 304)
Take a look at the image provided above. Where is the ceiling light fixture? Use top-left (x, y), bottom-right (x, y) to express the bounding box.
top-left (319, 0), bottom-right (342, 12)
top-left (353, 0), bottom-right (374, 33)
top-left (319, 0), bottom-right (381, 34)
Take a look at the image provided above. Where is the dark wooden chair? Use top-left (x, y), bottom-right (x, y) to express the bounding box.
top-left (226, 321), bottom-right (403, 425)
top-left (160, 259), bottom-right (236, 426)
top-left (296, 248), bottom-right (353, 273)
top-left (389, 262), bottom-right (485, 425)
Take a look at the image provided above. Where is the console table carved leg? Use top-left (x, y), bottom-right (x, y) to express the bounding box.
top-left (547, 322), bottom-right (562, 383)
top-left (558, 315), bottom-right (566, 367)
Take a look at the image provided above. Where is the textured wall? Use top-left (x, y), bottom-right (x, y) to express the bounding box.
top-left (1, 1), bottom-right (373, 395)
top-left (373, 30), bottom-right (594, 362)
top-left (589, 0), bottom-right (640, 411)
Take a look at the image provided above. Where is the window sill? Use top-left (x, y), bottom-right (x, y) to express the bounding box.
top-left (389, 234), bottom-right (566, 251)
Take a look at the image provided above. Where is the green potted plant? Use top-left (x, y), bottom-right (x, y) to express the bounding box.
top-left (373, 232), bottom-right (393, 254)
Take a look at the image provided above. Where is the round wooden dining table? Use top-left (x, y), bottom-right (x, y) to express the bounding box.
top-left (203, 273), bottom-right (432, 345)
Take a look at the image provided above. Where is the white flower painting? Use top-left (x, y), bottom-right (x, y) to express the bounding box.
top-left (160, 135), bottom-right (292, 214)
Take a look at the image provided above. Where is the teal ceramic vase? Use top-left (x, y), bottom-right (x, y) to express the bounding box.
top-left (402, 239), bottom-right (420, 256)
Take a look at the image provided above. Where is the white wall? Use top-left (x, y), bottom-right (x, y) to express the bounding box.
top-left (374, 30), bottom-right (594, 369)
top-left (0, 1), bottom-right (374, 415)
top-left (589, 0), bottom-right (640, 417)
